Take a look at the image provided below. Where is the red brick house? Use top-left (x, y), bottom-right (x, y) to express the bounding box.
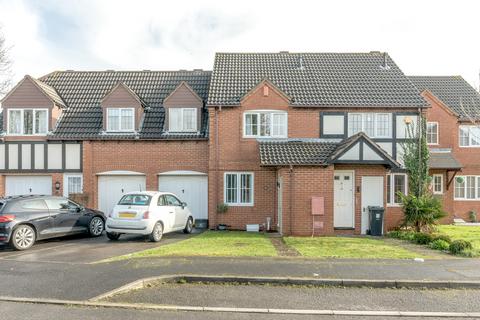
top-left (409, 76), bottom-right (480, 222)
top-left (4, 52), bottom-right (479, 236)
top-left (206, 52), bottom-right (427, 235)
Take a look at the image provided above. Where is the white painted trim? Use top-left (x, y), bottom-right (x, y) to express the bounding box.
top-left (333, 170), bottom-right (355, 228)
top-left (96, 170), bottom-right (145, 176)
top-left (243, 110), bottom-right (288, 139)
top-left (168, 107), bottom-right (198, 132)
top-left (223, 172), bottom-right (254, 206)
top-left (432, 174), bottom-right (443, 195)
top-left (6, 108), bottom-right (49, 136)
top-left (106, 107), bottom-right (135, 132)
top-left (386, 173), bottom-right (408, 206)
top-left (158, 170), bottom-right (207, 176)
top-left (426, 121), bottom-right (439, 145)
top-left (453, 175), bottom-right (480, 201)
top-left (63, 173), bottom-right (83, 197)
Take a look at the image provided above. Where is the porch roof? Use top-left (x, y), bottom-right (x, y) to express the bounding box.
top-left (428, 149), bottom-right (463, 170)
top-left (259, 133), bottom-right (401, 169)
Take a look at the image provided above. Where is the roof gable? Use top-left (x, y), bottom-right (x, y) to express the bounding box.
top-left (329, 132), bottom-right (400, 168)
top-left (163, 81), bottom-right (203, 106)
top-left (102, 82), bottom-right (147, 108)
top-left (240, 78), bottom-right (291, 104)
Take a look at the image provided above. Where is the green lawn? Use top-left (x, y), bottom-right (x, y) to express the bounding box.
top-left (284, 236), bottom-right (425, 259)
top-left (437, 225), bottom-right (480, 252)
top-left (123, 231), bottom-right (277, 258)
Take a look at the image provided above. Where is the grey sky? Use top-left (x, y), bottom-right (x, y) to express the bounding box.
top-left (0, 0), bottom-right (479, 90)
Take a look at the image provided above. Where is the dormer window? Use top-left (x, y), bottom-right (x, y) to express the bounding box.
top-left (7, 109), bottom-right (48, 135)
top-left (169, 108), bottom-right (197, 132)
top-left (106, 108), bottom-right (135, 132)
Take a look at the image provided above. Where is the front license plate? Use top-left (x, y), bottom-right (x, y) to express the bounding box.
top-left (119, 212), bottom-right (136, 218)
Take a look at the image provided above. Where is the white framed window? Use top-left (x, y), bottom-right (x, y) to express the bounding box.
top-left (459, 126), bottom-right (480, 147)
top-left (454, 175), bottom-right (480, 200)
top-left (168, 108), bottom-right (197, 132)
top-left (387, 173), bottom-right (407, 206)
top-left (7, 108), bottom-right (48, 135)
top-left (107, 108), bottom-right (134, 132)
top-left (432, 174), bottom-right (443, 194)
top-left (427, 122), bottom-right (439, 145)
top-left (243, 111), bottom-right (287, 138)
top-left (348, 113), bottom-right (391, 138)
top-left (63, 174), bottom-right (83, 198)
top-left (224, 172), bottom-right (254, 206)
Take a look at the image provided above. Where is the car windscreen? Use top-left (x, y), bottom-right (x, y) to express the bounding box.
top-left (118, 194), bottom-right (151, 206)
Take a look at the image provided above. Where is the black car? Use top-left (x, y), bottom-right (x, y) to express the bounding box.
top-left (0, 195), bottom-right (106, 250)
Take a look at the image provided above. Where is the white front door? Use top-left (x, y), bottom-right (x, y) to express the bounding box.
top-left (98, 175), bottom-right (146, 215)
top-left (5, 176), bottom-right (52, 196)
top-left (158, 174), bottom-right (208, 221)
top-left (361, 176), bottom-right (384, 234)
top-left (333, 171), bottom-right (354, 228)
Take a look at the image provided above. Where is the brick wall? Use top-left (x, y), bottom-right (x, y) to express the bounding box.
top-left (82, 140), bottom-right (208, 209)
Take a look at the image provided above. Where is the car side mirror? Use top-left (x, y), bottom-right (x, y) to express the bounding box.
top-left (76, 206), bottom-right (83, 212)
top-left (182, 202), bottom-right (187, 208)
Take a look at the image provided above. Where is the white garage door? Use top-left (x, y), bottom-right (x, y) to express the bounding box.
top-left (158, 173), bottom-right (208, 220)
top-left (5, 176), bottom-right (52, 196)
top-left (98, 175), bottom-right (146, 215)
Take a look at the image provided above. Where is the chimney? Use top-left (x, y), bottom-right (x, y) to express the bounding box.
top-left (380, 52), bottom-right (390, 70)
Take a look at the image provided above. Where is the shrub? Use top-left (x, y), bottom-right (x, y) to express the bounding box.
top-left (387, 230), bottom-right (416, 241)
top-left (399, 231), bottom-right (417, 241)
top-left (449, 240), bottom-right (473, 255)
top-left (387, 231), bottom-right (402, 239)
top-left (413, 232), bottom-right (434, 245)
top-left (469, 210), bottom-right (477, 223)
top-left (399, 193), bottom-right (447, 233)
top-left (432, 234), bottom-right (452, 244)
top-left (217, 203), bottom-right (229, 214)
top-left (429, 239), bottom-right (450, 251)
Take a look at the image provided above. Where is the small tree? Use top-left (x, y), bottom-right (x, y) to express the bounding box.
top-left (399, 114), bottom-right (446, 232)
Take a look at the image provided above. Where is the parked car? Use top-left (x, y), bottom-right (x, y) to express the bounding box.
top-left (106, 191), bottom-right (194, 242)
top-left (0, 195), bottom-right (106, 251)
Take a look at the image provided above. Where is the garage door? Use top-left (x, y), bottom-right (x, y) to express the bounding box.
top-left (158, 173), bottom-right (208, 221)
top-left (5, 176), bottom-right (52, 196)
top-left (98, 174), bottom-right (146, 215)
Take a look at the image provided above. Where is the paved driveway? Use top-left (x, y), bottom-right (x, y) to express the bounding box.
top-left (0, 230), bottom-right (200, 264)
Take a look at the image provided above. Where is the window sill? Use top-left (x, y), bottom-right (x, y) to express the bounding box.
top-left (454, 199), bottom-right (480, 202)
top-left (386, 204), bottom-right (402, 208)
top-left (224, 203), bottom-right (254, 207)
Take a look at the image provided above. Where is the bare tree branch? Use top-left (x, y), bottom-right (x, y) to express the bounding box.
top-left (0, 27), bottom-right (12, 96)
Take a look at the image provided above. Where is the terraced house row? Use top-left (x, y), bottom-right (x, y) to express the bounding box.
top-left (0, 51), bottom-right (479, 235)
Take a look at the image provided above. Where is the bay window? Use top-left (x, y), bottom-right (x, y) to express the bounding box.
top-left (387, 173), bottom-right (407, 205)
top-left (243, 111), bottom-right (287, 138)
top-left (7, 109), bottom-right (48, 135)
top-left (224, 172), bottom-right (254, 205)
top-left (455, 176), bottom-right (480, 200)
top-left (107, 108), bottom-right (134, 132)
top-left (348, 113), bottom-right (391, 138)
top-left (169, 108), bottom-right (197, 132)
top-left (459, 126), bottom-right (480, 147)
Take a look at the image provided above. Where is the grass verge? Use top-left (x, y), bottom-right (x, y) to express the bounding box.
top-left (284, 236), bottom-right (426, 259)
top-left (437, 225), bottom-right (480, 256)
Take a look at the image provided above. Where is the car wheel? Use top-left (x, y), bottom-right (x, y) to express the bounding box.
top-left (183, 217), bottom-right (194, 234)
top-left (149, 222), bottom-right (163, 242)
top-left (106, 232), bottom-right (121, 241)
top-left (11, 225), bottom-right (36, 251)
top-left (89, 216), bottom-right (104, 237)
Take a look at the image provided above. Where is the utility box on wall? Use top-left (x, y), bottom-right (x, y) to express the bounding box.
top-left (311, 196), bottom-right (324, 235)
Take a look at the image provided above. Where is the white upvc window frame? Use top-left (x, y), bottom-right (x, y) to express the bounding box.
top-left (168, 107), bottom-right (198, 132)
top-left (7, 108), bottom-right (49, 136)
top-left (348, 112), bottom-right (392, 138)
top-left (243, 110), bottom-right (288, 138)
top-left (106, 108), bottom-right (135, 132)
top-left (223, 172), bottom-right (254, 206)
top-left (454, 175), bottom-right (480, 201)
top-left (459, 125), bottom-right (480, 148)
top-left (63, 174), bottom-right (83, 198)
top-left (426, 122), bottom-right (439, 145)
top-left (432, 174), bottom-right (443, 195)
top-left (386, 173), bottom-right (408, 207)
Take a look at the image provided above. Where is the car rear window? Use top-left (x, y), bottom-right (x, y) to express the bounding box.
top-left (118, 194), bottom-right (151, 206)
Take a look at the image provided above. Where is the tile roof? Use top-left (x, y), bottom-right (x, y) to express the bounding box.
top-left (38, 70), bottom-right (211, 140)
top-left (259, 139), bottom-right (339, 166)
top-left (409, 76), bottom-right (480, 120)
top-left (29, 76), bottom-right (67, 109)
top-left (208, 52), bottom-right (427, 108)
top-left (428, 149), bottom-right (462, 169)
